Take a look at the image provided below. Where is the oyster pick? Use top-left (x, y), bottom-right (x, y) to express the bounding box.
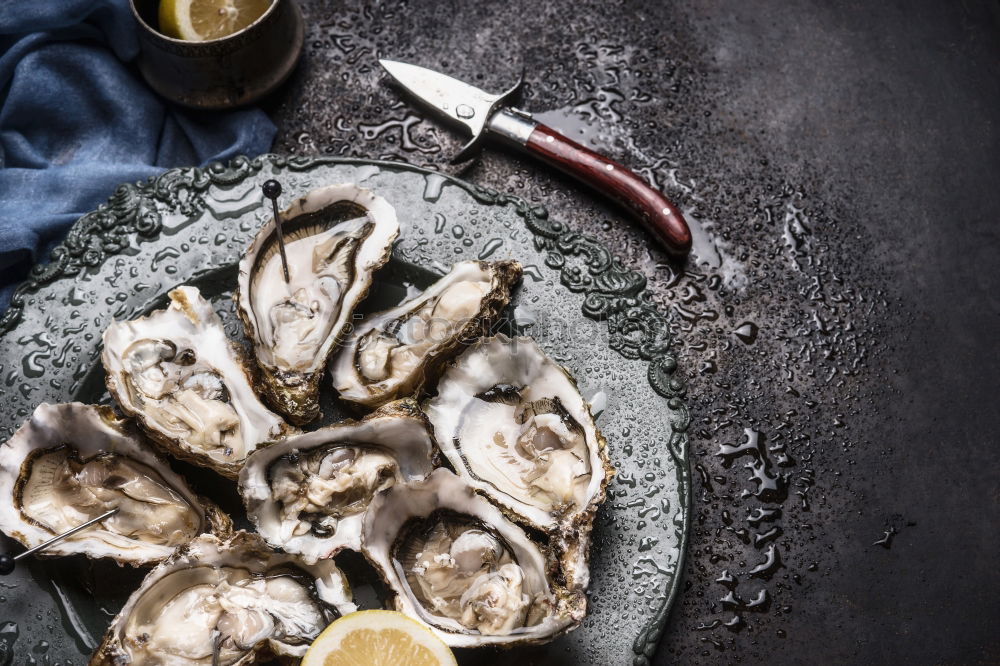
top-left (0, 508), bottom-right (119, 575)
top-left (262, 179), bottom-right (291, 283)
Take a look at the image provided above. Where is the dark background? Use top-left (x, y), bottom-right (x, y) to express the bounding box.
top-left (264, 0), bottom-right (1000, 663)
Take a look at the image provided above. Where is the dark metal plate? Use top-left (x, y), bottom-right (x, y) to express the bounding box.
top-left (0, 156), bottom-right (689, 664)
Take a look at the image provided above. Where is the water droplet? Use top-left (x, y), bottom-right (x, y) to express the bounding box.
top-left (423, 173), bottom-right (449, 202)
top-left (432, 213), bottom-right (446, 234)
top-left (508, 266), bottom-right (539, 286)
top-left (49, 576), bottom-right (96, 652)
top-left (733, 322), bottom-right (759, 344)
top-left (748, 545), bottom-right (783, 579)
top-left (478, 238), bottom-right (503, 259)
top-left (685, 212), bottom-right (723, 269)
top-left (872, 527), bottom-right (897, 549)
top-left (151, 247), bottom-right (181, 273)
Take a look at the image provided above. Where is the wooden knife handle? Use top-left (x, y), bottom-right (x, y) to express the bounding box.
top-left (524, 123), bottom-right (692, 256)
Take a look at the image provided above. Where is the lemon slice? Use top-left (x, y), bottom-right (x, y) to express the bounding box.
top-left (302, 610), bottom-right (457, 666)
top-left (158, 0), bottom-right (272, 41)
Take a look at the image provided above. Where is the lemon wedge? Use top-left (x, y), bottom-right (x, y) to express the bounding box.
top-left (158, 0), bottom-right (272, 41)
top-left (302, 610), bottom-right (457, 666)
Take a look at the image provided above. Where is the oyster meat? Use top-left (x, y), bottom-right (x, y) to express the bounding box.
top-left (0, 403), bottom-right (230, 565)
top-left (362, 468), bottom-right (584, 647)
top-left (236, 183), bottom-right (400, 424)
top-left (102, 286), bottom-right (288, 479)
top-left (424, 335), bottom-right (614, 588)
top-left (240, 400), bottom-right (436, 562)
top-left (330, 260), bottom-right (522, 408)
top-left (90, 531), bottom-right (355, 666)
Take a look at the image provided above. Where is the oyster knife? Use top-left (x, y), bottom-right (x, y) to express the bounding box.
top-left (379, 59), bottom-right (692, 256)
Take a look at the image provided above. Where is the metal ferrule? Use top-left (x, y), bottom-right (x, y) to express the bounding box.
top-left (488, 108), bottom-right (538, 146)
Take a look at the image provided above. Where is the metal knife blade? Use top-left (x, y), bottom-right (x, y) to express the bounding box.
top-left (379, 59), bottom-right (500, 137)
top-left (378, 59), bottom-right (692, 256)
top-left (379, 59), bottom-right (523, 163)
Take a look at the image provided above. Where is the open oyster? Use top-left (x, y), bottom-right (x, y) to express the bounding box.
top-left (424, 336), bottom-right (614, 588)
top-left (0, 403), bottom-right (230, 566)
top-left (330, 260), bottom-right (522, 408)
top-left (91, 531), bottom-right (355, 665)
top-left (102, 286), bottom-right (289, 479)
top-left (236, 183), bottom-right (400, 424)
top-left (362, 468), bottom-right (584, 647)
top-left (240, 400), bottom-right (436, 563)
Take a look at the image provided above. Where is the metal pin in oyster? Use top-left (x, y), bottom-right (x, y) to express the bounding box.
top-left (261, 179), bottom-right (291, 283)
top-left (423, 335), bottom-right (614, 589)
top-left (0, 403), bottom-right (231, 566)
top-left (240, 399), bottom-right (436, 563)
top-left (235, 182), bottom-right (400, 425)
top-left (362, 468), bottom-right (585, 647)
top-left (90, 531), bottom-right (356, 665)
top-left (330, 260), bottom-right (521, 408)
top-left (102, 286), bottom-right (289, 479)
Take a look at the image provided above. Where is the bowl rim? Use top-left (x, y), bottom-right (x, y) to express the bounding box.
top-left (128, 0), bottom-right (282, 47)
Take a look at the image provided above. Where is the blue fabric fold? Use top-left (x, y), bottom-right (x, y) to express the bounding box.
top-left (0, 0), bottom-right (276, 312)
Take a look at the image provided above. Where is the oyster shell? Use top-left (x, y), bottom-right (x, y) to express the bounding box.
top-left (240, 400), bottom-right (436, 563)
top-left (362, 469), bottom-right (584, 647)
top-left (0, 403), bottom-right (230, 566)
top-left (423, 335), bottom-right (614, 588)
top-left (90, 531), bottom-right (355, 665)
top-left (103, 286), bottom-right (289, 479)
top-left (330, 260), bottom-right (522, 408)
top-left (236, 183), bottom-right (400, 424)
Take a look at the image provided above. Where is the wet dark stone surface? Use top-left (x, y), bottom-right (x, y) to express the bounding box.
top-left (266, 0), bottom-right (1000, 663)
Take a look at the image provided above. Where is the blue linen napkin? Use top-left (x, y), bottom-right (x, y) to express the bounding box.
top-left (0, 0), bottom-right (276, 314)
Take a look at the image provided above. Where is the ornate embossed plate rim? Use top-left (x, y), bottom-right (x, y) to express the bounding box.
top-left (0, 154), bottom-right (690, 663)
